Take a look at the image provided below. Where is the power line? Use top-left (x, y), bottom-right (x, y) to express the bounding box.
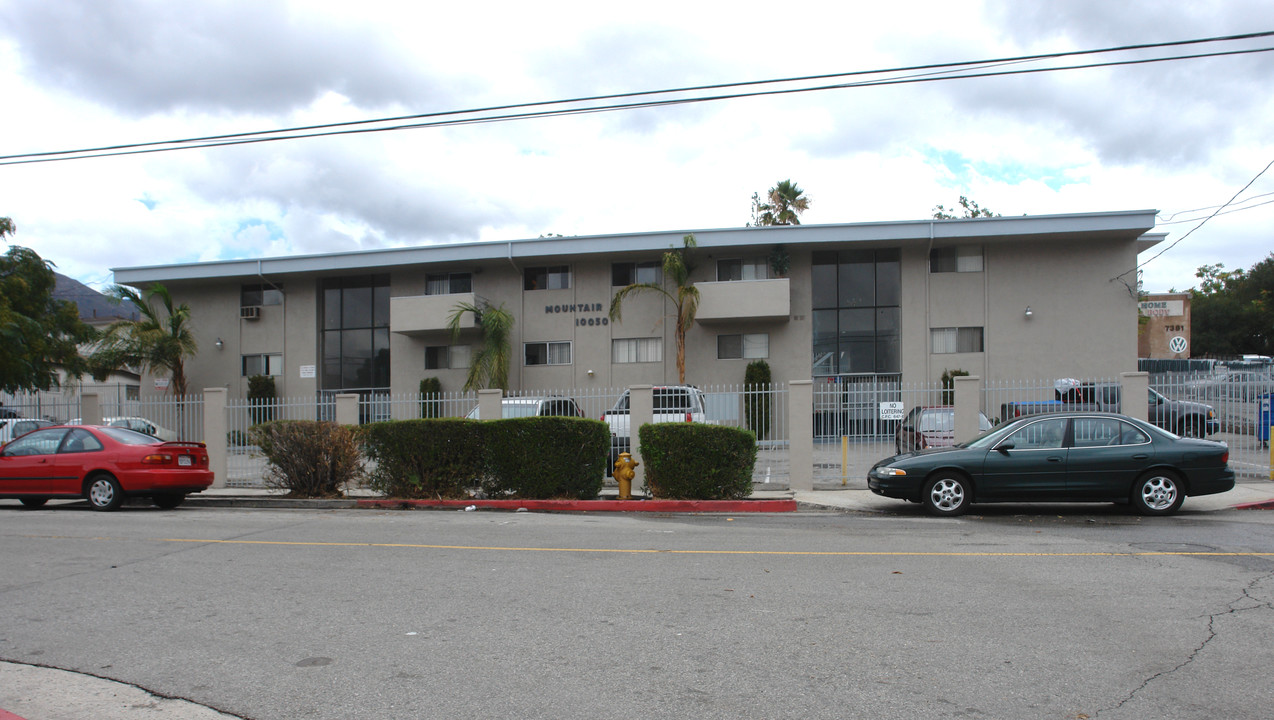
top-left (2, 31), bottom-right (1273, 166)
top-left (1156, 196), bottom-right (1274, 225)
top-left (1118, 156), bottom-right (1274, 281)
top-left (1156, 191), bottom-right (1274, 221)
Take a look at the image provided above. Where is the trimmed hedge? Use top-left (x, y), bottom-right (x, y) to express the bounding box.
top-left (358, 418), bottom-right (485, 499)
top-left (250, 420), bottom-right (363, 497)
top-left (639, 423), bottom-right (756, 500)
top-left (481, 417), bottom-right (609, 499)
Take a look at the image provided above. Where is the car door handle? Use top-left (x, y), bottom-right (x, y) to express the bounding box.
top-left (1047, 456), bottom-right (1063, 463)
top-left (1131, 454), bottom-right (1149, 460)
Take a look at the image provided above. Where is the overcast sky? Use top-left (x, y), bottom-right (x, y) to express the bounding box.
top-left (1, 0), bottom-right (1271, 294)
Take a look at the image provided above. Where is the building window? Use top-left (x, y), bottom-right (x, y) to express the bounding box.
top-left (931, 327), bottom-right (984, 354)
top-left (613, 337), bottom-right (662, 363)
top-left (425, 345), bottom-right (472, 370)
top-left (717, 258), bottom-right (768, 281)
top-left (929, 246), bottom-right (983, 273)
top-left (525, 341), bottom-right (571, 366)
top-left (718, 333), bottom-right (769, 359)
top-left (612, 261), bottom-right (661, 286)
top-left (811, 249), bottom-right (901, 375)
top-left (524, 266), bottom-right (571, 291)
top-left (241, 284), bottom-right (283, 306)
top-left (242, 354), bottom-right (283, 377)
top-left (321, 275), bottom-right (391, 391)
top-left (425, 272), bottom-right (472, 295)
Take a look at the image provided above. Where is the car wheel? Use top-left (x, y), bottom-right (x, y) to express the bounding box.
top-left (152, 493), bottom-right (186, 510)
top-left (1178, 418), bottom-right (1204, 438)
top-left (1131, 470), bottom-right (1184, 516)
top-left (85, 474), bottom-right (125, 511)
top-left (922, 473), bottom-right (970, 517)
top-left (19, 498), bottom-right (48, 509)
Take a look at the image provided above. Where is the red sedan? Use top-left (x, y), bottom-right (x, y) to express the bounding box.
top-left (0, 425), bottom-right (214, 511)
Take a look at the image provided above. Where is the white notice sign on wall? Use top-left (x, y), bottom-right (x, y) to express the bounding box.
top-left (299, 365), bottom-right (316, 379)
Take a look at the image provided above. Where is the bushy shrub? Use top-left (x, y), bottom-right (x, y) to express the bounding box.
top-left (358, 419), bottom-right (484, 499)
top-left (639, 424), bottom-right (756, 500)
top-left (481, 417), bottom-right (609, 499)
top-left (419, 377), bottom-right (443, 418)
top-left (941, 369), bottom-right (969, 405)
top-left (250, 421), bottom-right (363, 497)
top-left (247, 375), bottom-right (277, 425)
top-left (743, 360), bottom-right (772, 440)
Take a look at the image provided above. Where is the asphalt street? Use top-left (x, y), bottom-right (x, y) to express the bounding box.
top-left (2, 493), bottom-right (1273, 720)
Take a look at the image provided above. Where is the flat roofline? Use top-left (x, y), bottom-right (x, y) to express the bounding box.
top-left (113, 209), bottom-right (1160, 284)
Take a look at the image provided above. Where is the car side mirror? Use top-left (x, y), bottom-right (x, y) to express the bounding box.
top-left (996, 443), bottom-right (1014, 454)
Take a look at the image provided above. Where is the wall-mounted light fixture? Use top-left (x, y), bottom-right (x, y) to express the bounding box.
top-left (587, 369), bottom-right (595, 376)
top-left (215, 337), bottom-right (224, 349)
top-left (1024, 306), bottom-right (1033, 319)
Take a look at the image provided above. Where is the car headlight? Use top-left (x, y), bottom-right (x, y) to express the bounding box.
top-left (1207, 410), bottom-right (1215, 419)
top-left (873, 467), bottom-right (907, 477)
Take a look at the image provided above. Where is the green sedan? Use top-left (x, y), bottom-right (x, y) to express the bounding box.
top-left (868, 412), bottom-right (1235, 517)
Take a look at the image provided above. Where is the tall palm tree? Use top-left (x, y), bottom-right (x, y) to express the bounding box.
top-left (447, 301), bottom-right (514, 392)
top-left (609, 235), bottom-right (700, 383)
top-left (92, 283), bottom-right (197, 397)
top-left (766, 179), bottom-right (811, 225)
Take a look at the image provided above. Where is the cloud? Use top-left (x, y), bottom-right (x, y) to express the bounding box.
top-left (0, 0), bottom-right (463, 115)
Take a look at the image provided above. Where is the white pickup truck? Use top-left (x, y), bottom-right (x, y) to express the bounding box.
top-left (602, 386), bottom-right (709, 471)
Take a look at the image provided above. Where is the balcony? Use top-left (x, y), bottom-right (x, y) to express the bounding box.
top-left (695, 278), bottom-right (790, 324)
top-left (390, 293), bottom-right (475, 336)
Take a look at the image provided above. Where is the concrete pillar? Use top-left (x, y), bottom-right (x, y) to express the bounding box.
top-left (629, 385), bottom-right (653, 480)
top-left (80, 392), bottom-right (102, 426)
top-left (1120, 372), bottom-right (1149, 422)
top-left (478, 388), bottom-right (503, 420)
top-left (953, 375), bottom-right (983, 444)
top-left (335, 393), bottom-right (360, 426)
top-left (203, 388), bottom-right (228, 489)
top-left (789, 380), bottom-right (813, 491)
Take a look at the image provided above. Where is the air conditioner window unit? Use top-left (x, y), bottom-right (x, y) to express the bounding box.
top-left (240, 305), bottom-right (261, 320)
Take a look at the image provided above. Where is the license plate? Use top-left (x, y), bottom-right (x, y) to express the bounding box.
top-left (178, 456), bottom-right (192, 467)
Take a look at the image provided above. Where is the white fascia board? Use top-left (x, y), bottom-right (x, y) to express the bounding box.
top-left (112, 209), bottom-right (1159, 285)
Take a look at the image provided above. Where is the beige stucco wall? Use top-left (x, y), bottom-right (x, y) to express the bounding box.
top-left (138, 222), bottom-right (1149, 400)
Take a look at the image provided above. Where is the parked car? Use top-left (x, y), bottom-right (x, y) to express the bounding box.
top-left (602, 386), bottom-right (710, 475)
top-left (0, 418), bottom-right (54, 446)
top-left (602, 386), bottom-right (709, 440)
top-left (465, 396), bottom-right (584, 420)
top-left (0, 425), bottom-right (214, 510)
top-left (1001, 383), bottom-right (1219, 438)
top-left (68, 416), bottom-right (180, 442)
top-left (895, 406), bottom-right (992, 454)
top-left (868, 411), bottom-right (1234, 517)
top-left (1185, 370), bottom-right (1274, 402)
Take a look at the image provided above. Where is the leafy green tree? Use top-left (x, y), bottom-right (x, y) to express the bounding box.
top-left (609, 235), bottom-right (700, 383)
top-left (247, 375), bottom-right (277, 424)
top-left (751, 180), bottom-right (812, 226)
top-left (0, 219), bottom-right (98, 392)
top-left (91, 283), bottom-right (198, 397)
top-left (1190, 257), bottom-right (1272, 357)
top-left (419, 376), bottom-right (443, 418)
top-left (933, 196), bottom-right (999, 219)
top-left (447, 301), bottom-right (514, 391)
top-left (743, 360), bottom-right (772, 440)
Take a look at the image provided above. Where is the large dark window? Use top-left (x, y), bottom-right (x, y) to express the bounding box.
top-left (241, 283), bottom-right (283, 306)
top-left (321, 275), bottom-right (390, 391)
top-left (811, 250), bottom-right (900, 375)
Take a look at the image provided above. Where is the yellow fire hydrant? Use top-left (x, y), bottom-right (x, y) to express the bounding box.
top-left (613, 452), bottom-right (639, 500)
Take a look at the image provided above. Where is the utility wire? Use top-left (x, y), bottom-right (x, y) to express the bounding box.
top-left (2, 31), bottom-right (1273, 166)
top-left (1117, 156), bottom-right (1274, 281)
top-left (1156, 191), bottom-right (1274, 221)
top-left (1156, 197), bottom-right (1274, 225)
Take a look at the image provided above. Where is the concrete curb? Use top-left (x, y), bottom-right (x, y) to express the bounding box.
top-left (355, 497), bottom-right (797, 513)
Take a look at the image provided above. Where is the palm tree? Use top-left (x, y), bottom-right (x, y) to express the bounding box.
top-left (92, 283), bottom-right (197, 398)
top-left (765, 179), bottom-right (811, 225)
top-left (609, 235), bottom-right (700, 383)
top-left (447, 301), bottom-right (514, 392)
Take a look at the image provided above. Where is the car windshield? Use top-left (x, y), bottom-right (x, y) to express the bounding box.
top-left (98, 426), bottom-right (162, 445)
